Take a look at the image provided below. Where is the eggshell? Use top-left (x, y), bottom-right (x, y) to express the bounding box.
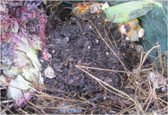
top-left (138, 28), bottom-right (145, 38)
top-left (44, 66), bottom-right (56, 79)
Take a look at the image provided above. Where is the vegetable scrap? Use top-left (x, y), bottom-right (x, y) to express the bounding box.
top-left (72, 2), bottom-right (90, 15)
top-left (0, 1), bottom-right (47, 107)
top-left (148, 72), bottom-right (167, 89)
top-left (104, 1), bottom-right (154, 23)
top-left (40, 47), bottom-right (52, 62)
top-left (118, 19), bottom-right (145, 42)
top-left (1, 1), bottom-right (167, 114)
top-left (72, 2), bottom-right (109, 15)
top-left (8, 75), bottom-right (33, 107)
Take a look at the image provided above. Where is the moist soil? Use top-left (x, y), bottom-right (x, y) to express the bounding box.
top-left (40, 3), bottom-right (140, 113)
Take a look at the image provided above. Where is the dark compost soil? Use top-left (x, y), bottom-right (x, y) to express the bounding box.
top-left (1, 2), bottom-right (167, 114)
top-left (0, 3), bottom-right (142, 114)
top-left (41, 3), bottom-right (140, 105)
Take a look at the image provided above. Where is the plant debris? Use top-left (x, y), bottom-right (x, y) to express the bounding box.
top-left (0, 1), bottom-right (47, 107)
top-left (0, 1), bottom-right (167, 114)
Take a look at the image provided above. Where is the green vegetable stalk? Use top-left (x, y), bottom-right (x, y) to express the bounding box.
top-left (103, 1), bottom-right (154, 23)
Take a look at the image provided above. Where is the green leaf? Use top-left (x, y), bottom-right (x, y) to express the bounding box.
top-left (139, 1), bottom-right (167, 62)
top-left (104, 1), bottom-right (154, 23)
top-left (26, 46), bottom-right (42, 71)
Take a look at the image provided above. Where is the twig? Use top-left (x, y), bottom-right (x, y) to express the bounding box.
top-left (1, 100), bottom-right (13, 104)
top-left (104, 18), bottom-right (117, 48)
top-left (75, 65), bottom-right (145, 113)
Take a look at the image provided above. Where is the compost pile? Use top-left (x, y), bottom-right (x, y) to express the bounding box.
top-left (1, 1), bottom-right (167, 114)
top-left (44, 4), bottom-right (139, 95)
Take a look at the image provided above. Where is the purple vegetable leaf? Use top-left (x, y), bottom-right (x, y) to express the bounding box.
top-left (12, 33), bottom-right (29, 52)
top-left (29, 35), bottom-right (43, 50)
top-left (11, 20), bottom-right (19, 33)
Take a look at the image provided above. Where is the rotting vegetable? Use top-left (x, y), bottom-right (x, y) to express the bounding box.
top-left (118, 19), bottom-right (145, 42)
top-left (0, 1), bottom-right (47, 107)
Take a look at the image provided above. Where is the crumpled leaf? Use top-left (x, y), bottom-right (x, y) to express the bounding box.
top-left (8, 75), bottom-right (32, 107)
top-left (10, 34), bottom-right (42, 70)
top-left (22, 65), bottom-right (42, 83)
top-left (12, 51), bottom-right (30, 68)
top-left (3, 66), bottom-right (21, 78)
top-left (11, 33), bottom-right (29, 52)
top-left (5, 3), bottom-right (48, 47)
top-left (29, 35), bottom-right (43, 50)
top-left (0, 2), bottom-right (47, 107)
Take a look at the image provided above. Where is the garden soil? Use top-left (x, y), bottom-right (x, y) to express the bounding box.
top-left (1, 2), bottom-right (150, 114)
top-left (43, 4), bottom-right (139, 93)
top-left (39, 3), bottom-right (141, 112)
